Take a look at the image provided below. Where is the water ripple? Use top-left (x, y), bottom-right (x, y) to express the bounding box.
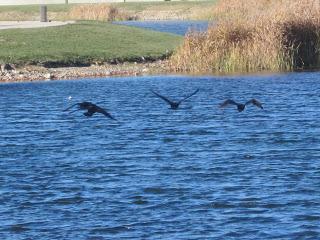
top-left (0, 73), bottom-right (320, 239)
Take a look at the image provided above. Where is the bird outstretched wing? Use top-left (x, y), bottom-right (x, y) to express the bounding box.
top-left (219, 99), bottom-right (238, 108)
top-left (63, 103), bottom-right (80, 112)
top-left (245, 99), bottom-right (263, 109)
top-left (151, 90), bottom-right (175, 106)
top-left (95, 106), bottom-right (117, 120)
top-left (178, 89), bottom-right (199, 104)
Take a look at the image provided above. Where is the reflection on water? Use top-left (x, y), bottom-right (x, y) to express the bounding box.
top-left (0, 73), bottom-right (320, 239)
top-left (113, 20), bottom-right (209, 35)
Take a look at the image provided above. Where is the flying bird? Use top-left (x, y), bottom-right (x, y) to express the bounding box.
top-left (219, 99), bottom-right (263, 112)
top-left (63, 101), bottom-right (116, 120)
top-left (151, 89), bottom-right (199, 110)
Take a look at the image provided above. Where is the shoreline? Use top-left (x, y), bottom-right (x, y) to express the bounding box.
top-left (2, 60), bottom-right (317, 83)
top-left (0, 60), bottom-right (171, 83)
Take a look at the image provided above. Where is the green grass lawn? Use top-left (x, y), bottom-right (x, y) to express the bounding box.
top-left (0, 21), bottom-right (182, 66)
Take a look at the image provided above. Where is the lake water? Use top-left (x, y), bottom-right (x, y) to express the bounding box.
top-left (0, 73), bottom-right (320, 239)
top-left (113, 20), bottom-right (209, 35)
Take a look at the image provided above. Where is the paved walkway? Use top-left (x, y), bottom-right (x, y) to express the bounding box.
top-left (0, 21), bottom-right (75, 30)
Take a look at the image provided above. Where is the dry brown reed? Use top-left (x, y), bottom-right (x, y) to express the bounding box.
top-left (170, 0), bottom-right (320, 74)
top-left (68, 4), bottom-right (136, 22)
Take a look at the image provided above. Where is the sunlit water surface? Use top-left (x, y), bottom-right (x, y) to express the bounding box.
top-left (113, 20), bottom-right (209, 35)
top-left (0, 73), bottom-right (320, 239)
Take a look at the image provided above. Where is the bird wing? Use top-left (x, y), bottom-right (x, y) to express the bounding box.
top-left (95, 106), bottom-right (117, 120)
top-left (151, 90), bottom-right (175, 106)
top-left (219, 99), bottom-right (238, 108)
top-left (178, 89), bottom-right (199, 104)
top-left (63, 103), bottom-right (79, 112)
top-left (245, 99), bottom-right (263, 109)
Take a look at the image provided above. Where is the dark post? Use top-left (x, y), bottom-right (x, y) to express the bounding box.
top-left (40, 5), bottom-right (48, 22)
top-left (65, 0), bottom-right (68, 4)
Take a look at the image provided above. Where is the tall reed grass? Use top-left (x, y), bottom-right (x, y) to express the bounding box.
top-left (170, 0), bottom-right (320, 74)
top-left (68, 4), bottom-right (137, 21)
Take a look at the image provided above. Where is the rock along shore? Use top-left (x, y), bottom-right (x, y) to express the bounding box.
top-left (0, 60), bottom-right (171, 83)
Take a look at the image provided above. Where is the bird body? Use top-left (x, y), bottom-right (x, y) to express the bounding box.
top-left (219, 99), bottom-right (263, 112)
top-left (63, 101), bottom-right (116, 120)
top-left (151, 89), bottom-right (199, 110)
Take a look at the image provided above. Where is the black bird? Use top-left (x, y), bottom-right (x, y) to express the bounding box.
top-left (219, 99), bottom-right (263, 112)
top-left (63, 101), bottom-right (116, 120)
top-left (151, 89), bottom-right (199, 110)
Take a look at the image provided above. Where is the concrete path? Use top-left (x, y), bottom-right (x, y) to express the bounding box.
top-left (0, 21), bottom-right (75, 30)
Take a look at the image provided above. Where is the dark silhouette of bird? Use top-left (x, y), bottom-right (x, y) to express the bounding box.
top-left (219, 99), bottom-right (263, 112)
top-left (151, 89), bottom-right (199, 110)
top-left (63, 101), bottom-right (116, 120)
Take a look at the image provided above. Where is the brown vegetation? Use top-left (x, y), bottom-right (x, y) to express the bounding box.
top-left (68, 3), bottom-right (137, 21)
top-left (170, 0), bottom-right (320, 74)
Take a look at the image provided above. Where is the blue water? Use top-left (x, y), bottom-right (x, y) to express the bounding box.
top-left (113, 20), bottom-right (209, 35)
top-left (1, 73), bottom-right (320, 239)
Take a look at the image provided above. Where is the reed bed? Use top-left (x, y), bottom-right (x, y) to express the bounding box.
top-left (170, 0), bottom-right (320, 74)
top-left (68, 4), bottom-right (136, 21)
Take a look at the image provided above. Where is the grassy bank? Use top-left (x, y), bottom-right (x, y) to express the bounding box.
top-left (0, 4), bottom-right (70, 21)
top-left (0, 1), bottom-right (218, 21)
top-left (0, 21), bottom-right (182, 66)
top-left (170, 0), bottom-right (320, 74)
